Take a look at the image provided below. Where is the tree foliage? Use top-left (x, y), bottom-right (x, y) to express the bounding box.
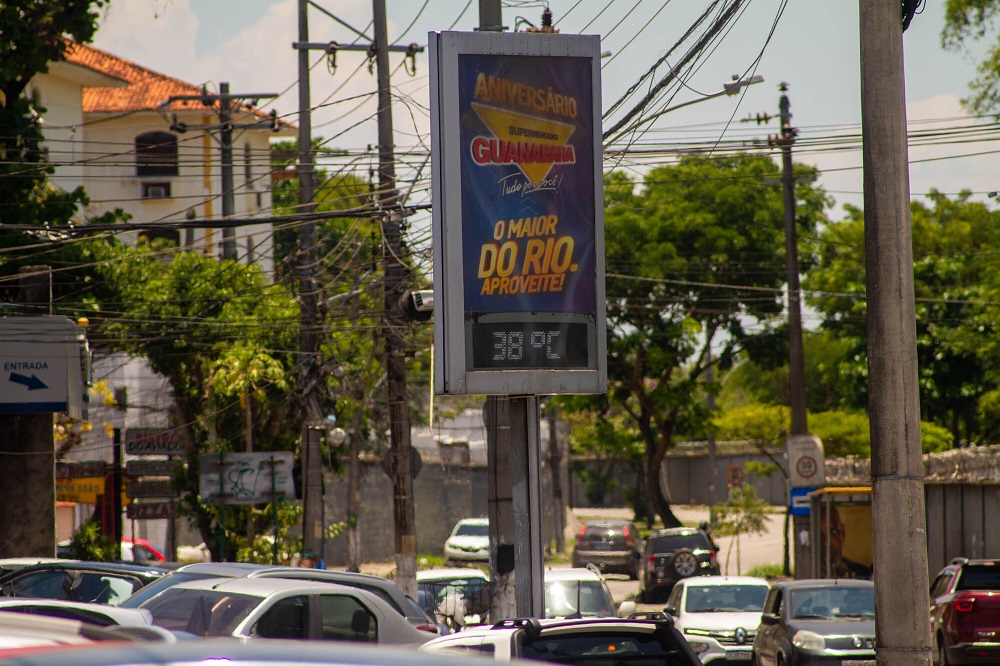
top-left (602, 154), bottom-right (830, 527)
top-left (805, 191), bottom-right (1000, 444)
top-left (0, 1), bottom-right (127, 304)
top-left (942, 0), bottom-right (1000, 114)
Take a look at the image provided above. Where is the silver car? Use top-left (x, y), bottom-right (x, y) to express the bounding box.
top-left (139, 577), bottom-right (430, 645)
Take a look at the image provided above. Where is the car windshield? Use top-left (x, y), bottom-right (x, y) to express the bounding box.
top-left (684, 585), bottom-right (768, 612)
top-left (544, 581), bottom-right (616, 618)
top-left (651, 534), bottom-right (708, 552)
top-left (454, 523), bottom-right (488, 537)
top-left (143, 587), bottom-right (259, 636)
top-left (523, 631), bottom-right (686, 665)
top-left (120, 571), bottom-right (218, 608)
top-left (956, 566), bottom-right (1000, 591)
top-left (790, 587), bottom-right (874, 619)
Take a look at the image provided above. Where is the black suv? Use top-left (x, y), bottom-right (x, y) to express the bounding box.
top-left (572, 520), bottom-right (644, 579)
top-left (640, 527), bottom-right (720, 603)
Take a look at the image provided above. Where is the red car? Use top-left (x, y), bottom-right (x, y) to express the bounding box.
top-left (930, 558), bottom-right (1000, 665)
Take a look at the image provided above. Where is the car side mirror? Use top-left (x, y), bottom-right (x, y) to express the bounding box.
top-left (760, 612), bottom-right (779, 625)
top-left (663, 604), bottom-right (677, 616)
top-left (617, 601), bottom-right (637, 618)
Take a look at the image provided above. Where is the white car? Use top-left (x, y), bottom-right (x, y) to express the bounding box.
top-left (443, 518), bottom-right (490, 564)
top-left (543, 567), bottom-right (636, 619)
top-left (664, 575), bottom-right (770, 663)
top-left (139, 577), bottom-right (430, 645)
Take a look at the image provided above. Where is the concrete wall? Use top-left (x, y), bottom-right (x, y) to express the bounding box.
top-left (319, 450), bottom-right (559, 567)
top-left (569, 450), bottom-right (788, 508)
top-left (924, 483), bottom-right (1000, 573)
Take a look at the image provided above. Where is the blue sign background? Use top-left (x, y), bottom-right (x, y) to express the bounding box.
top-left (789, 487), bottom-right (816, 516)
top-left (458, 54), bottom-right (596, 314)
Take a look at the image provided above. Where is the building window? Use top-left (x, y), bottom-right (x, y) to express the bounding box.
top-left (136, 131), bottom-right (178, 177)
top-left (141, 182), bottom-right (171, 199)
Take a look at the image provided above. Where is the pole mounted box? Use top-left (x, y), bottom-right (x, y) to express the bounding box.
top-left (429, 31), bottom-right (607, 396)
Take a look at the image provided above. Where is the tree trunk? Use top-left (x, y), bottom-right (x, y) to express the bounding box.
top-left (645, 448), bottom-right (681, 527)
top-left (346, 432), bottom-right (361, 572)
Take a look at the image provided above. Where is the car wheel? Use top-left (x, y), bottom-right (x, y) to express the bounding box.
top-left (938, 639), bottom-right (949, 666)
top-left (669, 548), bottom-right (699, 577)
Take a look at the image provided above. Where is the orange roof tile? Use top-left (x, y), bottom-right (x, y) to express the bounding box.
top-left (64, 42), bottom-right (290, 127)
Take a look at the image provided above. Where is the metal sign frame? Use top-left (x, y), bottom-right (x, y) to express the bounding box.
top-left (430, 31), bottom-right (607, 395)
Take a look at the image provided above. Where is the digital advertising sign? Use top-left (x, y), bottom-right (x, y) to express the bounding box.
top-left (430, 31), bottom-right (606, 395)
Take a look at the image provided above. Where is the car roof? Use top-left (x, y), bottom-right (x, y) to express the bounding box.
top-left (417, 568), bottom-right (489, 581)
top-left (774, 578), bottom-right (874, 590)
top-left (156, 576), bottom-right (381, 598)
top-left (0, 561), bottom-right (169, 580)
top-left (2, 637), bottom-right (506, 666)
top-left (544, 567), bottom-right (604, 582)
top-left (175, 561), bottom-right (269, 576)
top-left (649, 527), bottom-right (702, 537)
top-left (0, 599), bottom-right (153, 626)
top-left (582, 520), bottom-right (632, 526)
top-left (429, 616), bottom-right (673, 640)
top-left (454, 517), bottom-right (489, 525)
top-left (678, 575), bottom-right (770, 587)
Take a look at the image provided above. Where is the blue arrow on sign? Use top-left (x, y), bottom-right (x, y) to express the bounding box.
top-left (9, 372), bottom-right (47, 390)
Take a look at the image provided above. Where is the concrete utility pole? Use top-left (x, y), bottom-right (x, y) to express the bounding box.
top-left (0, 266), bottom-right (55, 557)
top-left (163, 86), bottom-right (277, 262)
top-left (774, 84), bottom-right (808, 437)
top-left (296, 0), bottom-right (326, 563)
top-left (372, 0), bottom-right (418, 599)
top-left (477, 0), bottom-right (545, 620)
top-left (859, 1), bottom-right (933, 664)
top-left (219, 82), bottom-right (237, 261)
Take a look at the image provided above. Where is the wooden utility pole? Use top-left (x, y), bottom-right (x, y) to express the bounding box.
top-left (372, 0), bottom-right (417, 598)
top-left (0, 267), bottom-right (55, 557)
top-left (297, 0), bottom-right (326, 562)
top-left (776, 84), bottom-right (807, 436)
top-left (860, 0), bottom-right (932, 664)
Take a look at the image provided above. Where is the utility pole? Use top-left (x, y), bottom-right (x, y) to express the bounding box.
top-left (0, 266), bottom-right (55, 557)
top-left (372, 0), bottom-right (418, 599)
top-left (860, 0), bottom-right (932, 663)
top-left (774, 84), bottom-right (807, 436)
top-left (164, 86), bottom-right (278, 262)
top-left (219, 82), bottom-right (236, 261)
top-left (296, 0), bottom-right (326, 564)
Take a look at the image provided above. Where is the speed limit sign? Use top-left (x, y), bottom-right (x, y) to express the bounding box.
top-left (788, 434), bottom-right (825, 488)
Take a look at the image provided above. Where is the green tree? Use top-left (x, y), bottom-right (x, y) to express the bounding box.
top-left (95, 241), bottom-right (300, 560)
top-left (943, 0), bottom-right (1000, 113)
top-left (712, 485), bottom-right (771, 576)
top-left (0, 1), bottom-right (128, 305)
top-left (805, 192), bottom-right (1000, 444)
top-left (603, 154), bottom-right (830, 527)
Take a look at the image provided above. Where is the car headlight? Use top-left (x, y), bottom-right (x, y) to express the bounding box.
top-left (792, 630), bottom-right (826, 651)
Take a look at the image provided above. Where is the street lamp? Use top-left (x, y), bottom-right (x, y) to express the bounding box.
top-left (605, 74), bottom-right (765, 145)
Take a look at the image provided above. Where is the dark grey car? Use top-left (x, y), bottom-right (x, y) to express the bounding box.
top-left (572, 520), bottom-right (643, 579)
top-left (752, 579), bottom-right (875, 666)
top-left (640, 528), bottom-right (720, 603)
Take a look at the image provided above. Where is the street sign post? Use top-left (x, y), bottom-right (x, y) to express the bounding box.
top-left (124, 428), bottom-right (185, 456)
top-left (126, 502), bottom-right (177, 520)
top-left (787, 433), bottom-right (826, 487)
top-left (0, 317), bottom-right (87, 419)
top-left (790, 486), bottom-right (816, 516)
top-left (199, 452), bottom-right (294, 505)
top-left (125, 459), bottom-right (180, 477)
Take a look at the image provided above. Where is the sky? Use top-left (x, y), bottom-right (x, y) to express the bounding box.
top-left (90, 0), bottom-right (1000, 232)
